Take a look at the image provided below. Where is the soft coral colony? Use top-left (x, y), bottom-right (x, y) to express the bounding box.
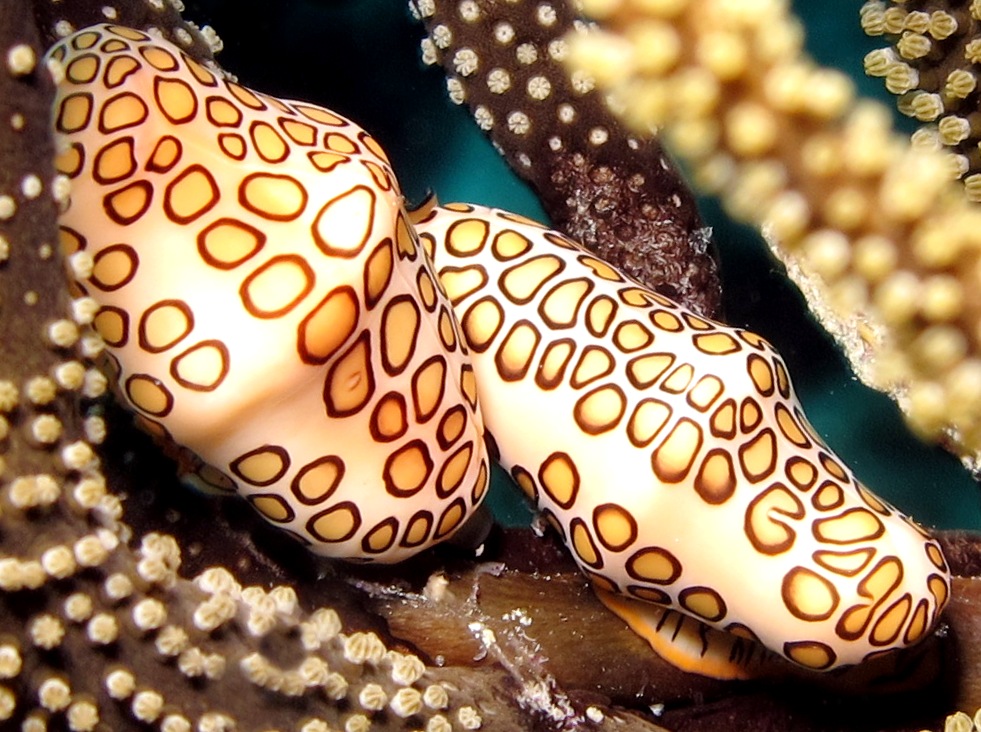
top-left (0, 2), bottom-right (964, 732)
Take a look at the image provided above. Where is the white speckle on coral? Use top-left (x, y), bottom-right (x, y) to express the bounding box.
top-left (474, 105), bottom-right (495, 130)
top-left (423, 683), bottom-right (450, 710)
top-left (86, 612), bottom-right (119, 645)
top-left (194, 594), bottom-right (237, 632)
top-left (47, 318), bottom-right (80, 348)
top-left (586, 705), bottom-right (605, 723)
top-left (0, 195), bottom-right (16, 220)
top-left (73, 476), bottom-right (106, 509)
top-left (38, 676), bottom-right (71, 712)
top-left (132, 598), bottom-right (167, 632)
top-left (9, 474), bottom-right (61, 508)
top-left (21, 174), bottom-right (42, 199)
top-left (199, 25), bottom-right (223, 53)
top-left (570, 69), bottom-right (595, 94)
top-left (527, 75), bottom-right (552, 100)
top-left (557, 103), bottom-right (576, 123)
top-left (7, 44), bottom-right (36, 76)
top-left (0, 645), bottom-right (22, 679)
top-left (174, 27), bottom-right (193, 47)
top-left (589, 126), bottom-right (610, 145)
top-left (132, 690), bottom-right (165, 723)
top-left (389, 652), bottom-right (426, 685)
top-left (389, 687), bottom-right (423, 717)
top-left (68, 250), bottom-right (93, 279)
top-left (494, 22), bottom-right (515, 45)
top-left (52, 173), bottom-right (71, 206)
top-left (421, 38), bottom-right (438, 66)
top-left (62, 440), bottom-right (98, 471)
top-left (46, 57), bottom-right (65, 85)
top-left (458, 0), bottom-right (481, 21)
top-left (26, 375), bottom-right (57, 405)
top-left (84, 415), bottom-right (106, 444)
top-left (300, 607), bottom-right (341, 651)
top-left (516, 42), bottom-right (538, 65)
top-left (30, 615), bottom-right (65, 649)
top-left (344, 714), bottom-right (371, 732)
top-left (343, 631), bottom-right (387, 665)
top-left (487, 68), bottom-right (512, 94)
top-left (298, 656), bottom-right (329, 686)
top-left (63, 592), bottom-right (94, 623)
top-left (0, 692), bottom-right (19, 723)
top-left (507, 111), bottom-right (531, 135)
top-left (537, 3), bottom-right (557, 26)
top-left (458, 705), bottom-right (483, 729)
top-left (197, 712), bottom-right (236, 732)
top-left (102, 570), bottom-right (133, 599)
top-left (426, 716), bottom-right (452, 732)
top-left (67, 698), bottom-right (100, 731)
top-left (155, 625), bottom-right (190, 657)
top-left (324, 672), bottom-right (349, 701)
top-left (82, 368), bottom-right (108, 398)
top-left (41, 545), bottom-right (77, 579)
top-left (195, 566), bottom-right (240, 596)
top-left (0, 381), bottom-right (17, 411)
top-left (452, 47), bottom-right (479, 76)
top-left (54, 20), bottom-right (75, 38)
top-left (79, 333), bottom-right (104, 360)
top-left (160, 714), bottom-right (192, 732)
top-left (447, 76), bottom-right (466, 104)
top-left (547, 38), bottom-right (568, 61)
top-left (414, 0), bottom-right (436, 18)
top-left (104, 669), bottom-right (136, 700)
top-left (70, 296), bottom-right (99, 325)
top-left (55, 359), bottom-right (86, 389)
top-left (431, 23), bottom-right (453, 49)
top-left (31, 414), bottom-right (63, 444)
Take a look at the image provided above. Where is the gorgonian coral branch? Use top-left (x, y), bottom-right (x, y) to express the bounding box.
top-left (567, 0), bottom-right (981, 474)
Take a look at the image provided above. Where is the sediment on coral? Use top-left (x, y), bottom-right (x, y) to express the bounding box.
top-left (860, 1), bottom-right (981, 200)
top-left (566, 0), bottom-right (981, 475)
top-left (412, 0), bottom-right (723, 318)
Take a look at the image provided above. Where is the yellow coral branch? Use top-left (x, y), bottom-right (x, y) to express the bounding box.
top-left (568, 0), bottom-right (981, 472)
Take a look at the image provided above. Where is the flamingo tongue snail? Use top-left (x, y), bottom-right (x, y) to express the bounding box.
top-left (410, 200), bottom-right (950, 673)
top-left (49, 24), bottom-right (950, 677)
top-left (49, 24), bottom-right (490, 563)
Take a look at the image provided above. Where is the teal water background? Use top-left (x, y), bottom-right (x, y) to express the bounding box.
top-left (183, 0), bottom-right (981, 531)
